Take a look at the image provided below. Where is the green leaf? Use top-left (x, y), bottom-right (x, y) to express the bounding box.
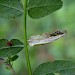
top-left (46, 73), bottom-right (55, 75)
top-left (28, 0), bottom-right (63, 19)
top-left (10, 55), bottom-right (18, 61)
top-left (33, 60), bottom-right (75, 75)
top-left (0, 0), bottom-right (23, 18)
top-left (59, 69), bottom-right (75, 75)
top-left (0, 39), bottom-right (24, 57)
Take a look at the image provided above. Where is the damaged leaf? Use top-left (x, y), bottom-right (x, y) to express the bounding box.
top-left (28, 30), bottom-right (67, 46)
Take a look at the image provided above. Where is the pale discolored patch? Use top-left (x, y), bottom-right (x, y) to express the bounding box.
top-left (28, 30), bottom-right (67, 46)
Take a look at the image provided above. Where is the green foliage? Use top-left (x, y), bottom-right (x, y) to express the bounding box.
top-left (9, 55), bottom-right (18, 61)
top-left (33, 60), bottom-right (75, 75)
top-left (0, 0), bottom-right (75, 75)
top-left (0, 39), bottom-right (24, 57)
top-left (59, 68), bottom-right (75, 75)
top-left (0, 0), bottom-right (63, 19)
top-left (28, 0), bottom-right (63, 19)
top-left (0, 0), bottom-right (23, 18)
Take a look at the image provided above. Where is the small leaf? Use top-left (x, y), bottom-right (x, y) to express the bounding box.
top-left (28, 0), bottom-right (63, 19)
top-left (28, 30), bottom-right (67, 46)
top-left (0, 39), bottom-right (24, 57)
top-left (0, 0), bottom-right (23, 18)
top-left (10, 55), bottom-right (18, 61)
top-left (33, 60), bottom-right (75, 75)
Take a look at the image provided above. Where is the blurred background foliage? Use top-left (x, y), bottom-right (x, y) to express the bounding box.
top-left (0, 0), bottom-right (75, 75)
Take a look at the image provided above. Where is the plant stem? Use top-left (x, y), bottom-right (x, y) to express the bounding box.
top-left (5, 61), bottom-right (17, 75)
top-left (24, 0), bottom-right (32, 75)
top-left (10, 66), bottom-right (17, 75)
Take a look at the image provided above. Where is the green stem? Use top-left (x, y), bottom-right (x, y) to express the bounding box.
top-left (24, 0), bottom-right (32, 75)
top-left (10, 66), bottom-right (17, 75)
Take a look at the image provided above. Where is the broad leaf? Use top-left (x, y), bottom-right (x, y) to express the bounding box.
top-left (28, 0), bottom-right (63, 19)
top-left (28, 30), bottom-right (67, 46)
top-left (0, 0), bottom-right (23, 18)
top-left (33, 60), bottom-right (75, 75)
top-left (0, 39), bottom-right (24, 57)
top-left (59, 69), bottom-right (75, 75)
